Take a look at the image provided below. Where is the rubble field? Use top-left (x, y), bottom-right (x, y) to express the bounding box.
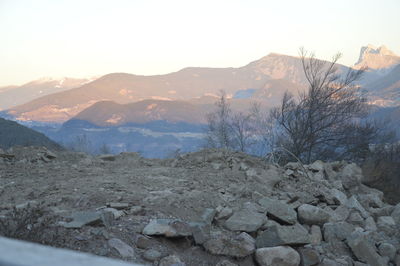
top-left (0, 146), bottom-right (399, 266)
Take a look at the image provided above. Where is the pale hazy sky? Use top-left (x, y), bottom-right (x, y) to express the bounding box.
top-left (1, 0), bottom-right (399, 86)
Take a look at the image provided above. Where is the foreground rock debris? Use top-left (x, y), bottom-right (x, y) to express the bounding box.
top-left (0, 147), bottom-right (400, 265)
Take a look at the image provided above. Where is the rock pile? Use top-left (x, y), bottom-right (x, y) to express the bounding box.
top-left (139, 155), bottom-right (400, 266)
top-left (1, 148), bottom-right (400, 265)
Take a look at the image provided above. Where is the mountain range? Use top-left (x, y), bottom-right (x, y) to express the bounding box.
top-left (5, 45), bottom-right (400, 124)
top-left (1, 45), bottom-right (400, 157)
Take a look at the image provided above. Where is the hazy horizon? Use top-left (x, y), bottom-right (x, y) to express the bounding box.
top-left (1, 0), bottom-right (399, 87)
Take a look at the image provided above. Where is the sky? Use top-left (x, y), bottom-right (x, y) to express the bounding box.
top-left (0, 0), bottom-right (399, 86)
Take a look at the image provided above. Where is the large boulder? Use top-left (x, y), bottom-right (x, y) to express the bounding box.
top-left (346, 231), bottom-right (388, 266)
top-left (298, 247), bottom-right (320, 266)
top-left (255, 246), bottom-right (300, 266)
top-left (246, 167), bottom-right (281, 188)
top-left (323, 222), bottom-right (355, 242)
top-left (258, 198), bottom-right (297, 225)
top-left (107, 238), bottom-right (134, 258)
top-left (344, 196), bottom-right (370, 219)
top-left (203, 232), bottom-right (255, 258)
top-left (297, 204), bottom-right (331, 225)
top-left (225, 208), bottom-right (265, 232)
top-left (339, 163), bottom-right (363, 189)
top-left (256, 223), bottom-right (311, 248)
top-left (330, 188), bottom-right (348, 205)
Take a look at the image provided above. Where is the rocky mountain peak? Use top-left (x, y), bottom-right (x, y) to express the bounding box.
top-left (355, 45), bottom-right (399, 70)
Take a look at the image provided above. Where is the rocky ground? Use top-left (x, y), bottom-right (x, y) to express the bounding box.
top-left (0, 146), bottom-right (400, 266)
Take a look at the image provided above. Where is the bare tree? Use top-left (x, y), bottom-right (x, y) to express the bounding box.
top-left (205, 91), bottom-right (234, 149)
top-left (270, 48), bottom-right (367, 163)
top-left (250, 102), bottom-right (277, 157)
top-left (230, 111), bottom-right (256, 153)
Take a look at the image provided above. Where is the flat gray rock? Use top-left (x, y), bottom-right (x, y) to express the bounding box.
top-left (258, 198), bottom-right (297, 225)
top-left (256, 223), bottom-right (310, 248)
top-left (225, 208), bottom-right (265, 232)
top-left (203, 232), bottom-right (255, 258)
top-left (297, 204), bottom-right (331, 225)
top-left (62, 211), bottom-right (102, 229)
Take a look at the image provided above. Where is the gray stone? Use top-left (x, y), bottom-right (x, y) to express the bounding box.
top-left (298, 247), bottom-right (320, 266)
top-left (44, 150), bottom-right (57, 159)
top-left (345, 196), bottom-right (370, 219)
top-left (129, 206), bottom-right (143, 215)
top-left (395, 254), bottom-right (400, 266)
top-left (216, 206), bottom-right (233, 220)
top-left (318, 258), bottom-right (339, 266)
top-left (100, 211), bottom-right (114, 228)
top-left (357, 193), bottom-right (384, 209)
top-left (329, 205), bottom-right (350, 222)
top-left (142, 219), bottom-right (192, 237)
top-left (102, 208), bottom-right (125, 219)
top-left (308, 160), bottom-right (325, 172)
top-left (98, 154), bottom-right (116, 161)
top-left (108, 238), bottom-right (134, 258)
top-left (255, 246), bottom-right (300, 266)
top-left (323, 222), bottom-right (355, 242)
top-left (377, 216), bottom-right (396, 234)
top-left (142, 249), bottom-right (162, 261)
top-left (256, 223), bottom-right (311, 248)
top-left (200, 208), bottom-right (216, 224)
top-left (215, 260), bottom-right (238, 266)
top-left (346, 231), bottom-right (388, 266)
top-left (378, 242), bottom-right (396, 261)
top-left (203, 232), bottom-right (255, 258)
top-left (191, 222), bottom-right (210, 245)
top-left (364, 216), bottom-right (377, 231)
top-left (106, 202), bottom-right (129, 210)
top-left (135, 235), bottom-right (152, 249)
top-left (347, 211), bottom-right (364, 226)
top-left (246, 168), bottom-right (281, 188)
top-left (15, 200), bottom-right (39, 210)
top-left (339, 163), bottom-right (362, 189)
top-left (158, 255), bottom-right (185, 266)
top-left (258, 197), bottom-right (297, 225)
top-left (310, 225), bottom-right (322, 245)
top-left (391, 203), bottom-right (400, 224)
top-left (285, 162), bottom-right (302, 170)
top-left (370, 206), bottom-right (394, 218)
top-left (225, 208), bottom-right (265, 232)
top-left (330, 188), bottom-right (348, 205)
top-left (62, 211), bottom-right (102, 229)
top-left (298, 204), bottom-right (331, 225)
top-left (353, 262), bottom-right (368, 266)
